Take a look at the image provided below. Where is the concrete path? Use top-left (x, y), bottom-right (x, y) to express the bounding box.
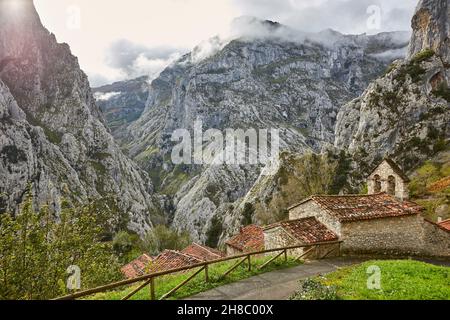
top-left (186, 257), bottom-right (367, 301)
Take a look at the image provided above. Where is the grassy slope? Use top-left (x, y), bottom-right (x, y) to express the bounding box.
top-left (89, 256), bottom-right (301, 300)
top-left (321, 260), bottom-right (450, 300)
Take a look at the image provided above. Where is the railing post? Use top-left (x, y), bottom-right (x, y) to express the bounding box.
top-left (205, 264), bottom-right (209, 282)
top-left (248, 255), bottom-right (251, 272)
top-left (284, 249), bottom-right (288, 262)
top-left (150, 277), bottom-right (155, 300)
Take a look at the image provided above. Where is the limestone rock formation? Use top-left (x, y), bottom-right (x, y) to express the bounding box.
top-left (335, 0), bottom-right (449, 186)
top-left (93, 76), bottom-right (149, 141)
top-left (118, 19), bottom-right (409, 241)
top-left (0, 0), bottom-right (164, 234)
top-left (408, 0), bottom-right (450, 64)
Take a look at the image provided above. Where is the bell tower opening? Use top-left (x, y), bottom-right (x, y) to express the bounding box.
top-left (388, 175), bottom-right (396, 196)
top-left (374, 175), bottom-right (381, 193)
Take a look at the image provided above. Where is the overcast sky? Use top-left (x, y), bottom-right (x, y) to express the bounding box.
top-left (33, 0), bottom-right (418, 87)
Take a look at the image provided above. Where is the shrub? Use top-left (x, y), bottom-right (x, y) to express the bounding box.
top-left (411, 48), bottom-right (435, 64)
top-left (290, 278), bottom-right (339, 300)
top-left (0, 193), bottom-right (121, 300)
top-left (141, 225), bottom-right (191, 256)
top-left (205, 216), bottom-right (223, 248)
top-left (241, 203), bottom-right (255, 226)
top-left (112, 231), bottom-right (142, 264)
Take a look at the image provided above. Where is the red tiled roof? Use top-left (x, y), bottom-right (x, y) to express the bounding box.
top-left (290, 193), bottom-right (423, 222)
top-left (264, 217), bottom-right (338, 244)
top-left (121, 254), bottom-right (154, 279)
top-left (147, 250), bottom-right (202, 273)
top-left (181, 243), bottom-right (225, 261)
top-left (225, 225), bottom-right (264, 252)
top-left (438, 219), bottom-right (450, 232)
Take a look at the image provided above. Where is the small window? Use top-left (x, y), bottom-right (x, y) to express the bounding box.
top-left (374, 175), bottom-right (381, 193)
top-left (388, 175), bottom-right (396, 196)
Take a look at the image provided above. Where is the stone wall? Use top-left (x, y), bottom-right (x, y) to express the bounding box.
top-left (226, 245), bottom-right (241, 257)
top-left (341, 214), bottom-right (424, 255)
top-left (422, 220), bottom-right (450, 257)
top-left (368, 160), bottom-right (409, 200)
top-left (288, 199), bottom-right (450, 258)
top-left (264, 227), bottom-right (340, 260)
top-left (289, 201), bottom-right (341, 235)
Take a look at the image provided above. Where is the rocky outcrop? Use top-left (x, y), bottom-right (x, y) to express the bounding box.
top-left (408, 0), bottom-right (450, 64)
top-left (93, 76), bottom-right (149, 141)
top-left (335, 0), bottom-right (450, 186)
top-left (0, 0), bottom-right (164, 234)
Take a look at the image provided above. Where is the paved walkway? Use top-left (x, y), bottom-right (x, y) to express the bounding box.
top-left (186, 257), bottom-right (367, 300)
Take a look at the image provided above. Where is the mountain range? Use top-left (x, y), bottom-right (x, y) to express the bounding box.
top-left (1, 0), bottom-right (448, 244)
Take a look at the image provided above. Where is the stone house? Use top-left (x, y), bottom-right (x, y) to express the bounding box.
top-left (290, 194), bottom-right (450, 257)
top-left (367, 158), bottom-right (410, 200)
top-left (264, 217), bottom-right (340, 259)
top-left (225, 225), bottom-right (265, 256)
top-left (266, 159), bottom-right (450, 258)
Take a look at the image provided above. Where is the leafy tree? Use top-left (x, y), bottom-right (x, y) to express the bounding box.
top-left (112, 231), bottom-right (142, 264)
top-left (141, 225), bottom-right (191, 256)
top-left (205, 216), bottom-right (223, 248)
top-left (409, 161), bottom-right (441, 197)
top-left (0, 193), bottom-right (121, 300)
top-left (241, 203), bottom-right (255, 226)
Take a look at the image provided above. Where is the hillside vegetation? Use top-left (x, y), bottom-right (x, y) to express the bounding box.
top-left (409, 151), bottom-right (450, 221)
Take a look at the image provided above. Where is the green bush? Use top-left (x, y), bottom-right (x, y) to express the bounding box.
top-left (141, 225), bottom-right (191, 256)
top-left (411, 48), bottom-right (435, 64)
top-left (112, 231), bottom-right (142, 264)
top-left (241, 203), bottom-right (255, 226)
top-left (290, 278), bottom-right (339, 300)
top-left (205, 216), bottom-right (223, 248)
top-left (0, 193), bottom-right (121, 300)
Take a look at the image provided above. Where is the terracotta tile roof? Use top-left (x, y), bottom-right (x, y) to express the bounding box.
top-left (427, 176), bottom-right (450, 193)
top-left (147, 250), bottom-right (202, 273)
top-left (225, 225), bottom-right (264, 252)
top-left (289, 193), bottom-right (423, 222)
top-left (438, 219), bottom-right (450, 232)
top-left (121, 254), bottom-right (154, 279)
top-left (264, 217), bottom-right (338, 244)
top-left (181, 243), bottom-right (225, 261)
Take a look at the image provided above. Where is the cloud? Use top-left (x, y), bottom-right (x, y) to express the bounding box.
top-left (94, 91), bottom-right (121, 101)
top-left (104, 39), bottom-right (187, 81)
top-left (232, 0), bottom-right (417, 35)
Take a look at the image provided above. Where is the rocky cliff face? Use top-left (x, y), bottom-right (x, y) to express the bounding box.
top-left (119, 19), bottom-right (409, 242)
top-left (335, 0), bottom-right (449, 186)
top-left (93, 76), bottom-right (149, 141)
top-left (0, 0), bottom-right (164, 234)
top-left (408, 0), bottom-right (450, 64)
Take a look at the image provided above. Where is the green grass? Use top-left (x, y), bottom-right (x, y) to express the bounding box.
top-left (319, 260), bottom-right (450, 300)
top-left (88, 255), bottom-right (301, 300)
